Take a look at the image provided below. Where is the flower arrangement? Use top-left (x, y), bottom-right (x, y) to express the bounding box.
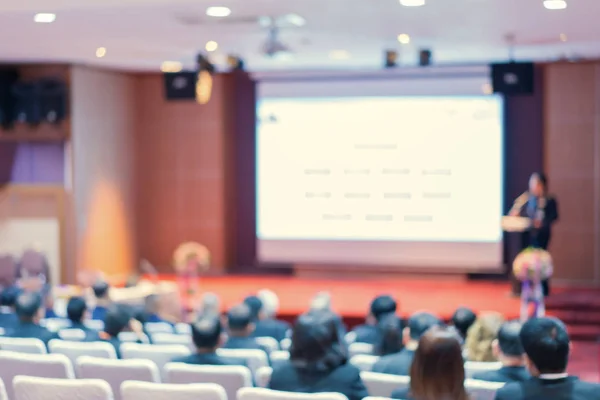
top-left (513, 247), bottom-right (553, 282)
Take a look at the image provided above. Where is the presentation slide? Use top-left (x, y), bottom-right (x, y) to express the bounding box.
top-left (257, 94), bottom-right (504, 270)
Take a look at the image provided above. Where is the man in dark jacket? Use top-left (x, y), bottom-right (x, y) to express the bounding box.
top-left (9, 292), bottom-right (58, 346)
top-left (63, 296), bottom-right (100, 341)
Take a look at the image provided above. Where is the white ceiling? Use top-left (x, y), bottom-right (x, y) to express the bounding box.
top-left (0, 0), bottom-right (598, 72)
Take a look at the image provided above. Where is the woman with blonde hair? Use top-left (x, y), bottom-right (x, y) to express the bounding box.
top-left (465, 311), bottom-right (505, 362)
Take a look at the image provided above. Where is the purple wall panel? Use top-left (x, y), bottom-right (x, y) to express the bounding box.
top-left (3, 143), bottom-right (64, 184)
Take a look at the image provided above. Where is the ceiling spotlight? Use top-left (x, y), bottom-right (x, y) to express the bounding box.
top-left (161, 61), bottom-right (183, 73)
top-left (206, 6), bottom-right (231, 17)
top-left (95, 47), bottom-right (107, 58)
top-left (205, 41), bottom-right (219, 52)
top-left (397, 34), bottom-right (411, 44)
top-left (559, 33), bottom-right (568, 42)
top-left (543, 0), bottom-right (567, 9)
top-left (399, 0), bottom-right (425, 6)
top-left (34, 13), bottom-right (56, 23)
top-left (329, 50), bottom-right (350, 60)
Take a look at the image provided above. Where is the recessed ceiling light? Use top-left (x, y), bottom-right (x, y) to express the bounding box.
top-left (34, 13), bottom-right (56, 23)
top-left (205, 41), bottom-right (219, 52)
top-left (206, 6), bottom-right (231, 17)
top-left (399, 0), bottom-right (425, 6)
top-left (284, 13), bottom-right (306, 27)
top-left (329, 50), bottom-right (350, 60)
top-left (161, 61), bottom-right (183, 73)
top-left (543, 0), bottom-right (567, 10)
top-left (397, 34), bottom-right (411, 44)
top-left (559, 33), bottom-right (568, 42)
top-left (95, 47), bottom-right (107, 58)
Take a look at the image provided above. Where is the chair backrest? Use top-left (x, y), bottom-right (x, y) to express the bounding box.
top-left (49, 339), bottom-right (117, 367)
top-left (121, 381), bottom-right (227, 400)
top-left (120, 343), bottom-right (190, 376)
top-left (349, 355), bottom-right (380, 372)
top-left (216, 348), bottom-right (269, 374)
top-left (41, 318), bottom-right (71, 332)
top-left (348, 342), bottom-right (374, 357)
top-left (279, 338), bottom-right (291, 351)
top-left (237, 387), bottom-right (348, 400)
top-left (464, 361), bottom-right (503, 379)
top-left (269, 350), bottom-right (290, 368)
top-left (255, 366), bottom-right (273, 388)
top-left (344, 332), bottom-right (357, 344)
top-left (77, 356), bottom-right (160, 400)
top-left (0, 337), bottom-right (47, 354)
top-left (0, 351), bottom-right (74, 399)
top-left (0, 378), bottom-right (8, 400)
top-left (255, 337), bottom-right (280, 353)
top-left (363, 397), bottom-right (391, 400)
top-left (13, 375), bottom-right (113, 400)
top-left (360, 371), bottom-right (410, 398)
top-left (118, 332), bottom-right (150, 344)
top-left (175, 323), bottom-right (191, 335)
top-left (57, 329), bottom-right (86, 342)
top-left (151, 333), bottom-right (193, 349)
top-left (84, 320), bottom-right (105, 331)
top-left (165, 363), bottom-right (252, 400)
top-left (465, 379), bottom-right (505, 400)
top-left (144, 322), bottom-right (174, 334)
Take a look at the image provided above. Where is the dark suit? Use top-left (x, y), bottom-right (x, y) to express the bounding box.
top-left (0, 310), bottom-right (18, 334)
top-left (91, 306), bottom-right (107, 321)
top-left (253, 319), bottom-right (290, 342)
top-left (351, 324), bottom-right (380, 345)
top-left (371, 348), bottom-right (415, 376)
top-left (269, 360), bottom-right (368, 400)
top-left (473, 365), bottom-right (530, 383)
top-left (223, 336), bottom-right (270, 354)
top-left (172, 352), bottom-right (241, 366)
top-left (495, 376), bottom-right (600, 400)
top-left (66, 322), bottom-right (101, 342)
top-left (9, 322), bottom-right (58, 346)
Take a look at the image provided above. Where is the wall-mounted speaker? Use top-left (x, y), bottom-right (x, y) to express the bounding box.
top-left (0, 69), bottom-right (19, 129)
top-left (164, 71), bottom-right (197, 100)
top-left (490, 62), bottom-right (535, 95)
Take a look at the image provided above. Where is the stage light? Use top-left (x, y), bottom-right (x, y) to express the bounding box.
top-left (206, 6), bottom-right (231, 17)
top-left (399, 0), bottom-right (425, 7)
top-left (205, 41), bottom-right (218, 52)
top-left (161, 61), bottom-right (183, 73)
top-left (34, 13), bottom-right (56, 23)
top-left (95, 47), bottom-right (107, 58)
top-left (543, 0), bottom-right (567, 10)
top-left (397, 34), bottom-right (411, 44)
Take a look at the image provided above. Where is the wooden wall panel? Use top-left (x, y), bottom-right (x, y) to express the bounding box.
top-left (544, 63), bottom-right (600, 284)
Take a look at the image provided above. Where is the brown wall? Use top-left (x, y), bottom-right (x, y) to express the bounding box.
top-left (544, 62), bottom-right (600, 285)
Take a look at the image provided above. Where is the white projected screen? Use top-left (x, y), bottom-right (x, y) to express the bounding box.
top-left (257, 87), bottom-right (504, 270)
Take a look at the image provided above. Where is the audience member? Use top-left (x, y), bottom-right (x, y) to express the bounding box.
top-left (243, 295), bottom-right (263, 322)
top-left (495, 317), bottom-right (600, 400)
top-left (352, 295), bottom-right (398, 345)
top-left (375, 314), bottom-right (404, 356)
top-left (142, 294), bottom-right (170, 324)
top-left (269, 311), bottom-right (368, 400)
top-left (0, 286), bottom-right (20, 334)
top-left (223, 304), bottom-right (269, 354)
top-left (472, 321), bottom-right (530, 383)
top-left (196, 292), bottom-right (221, 319)
top-left (65, 296), bottom-right (100, 341)
top-left (465, 311), bottom-right (504, 362)
top-left (392, 326), bottom-right (469, 400)
top-left (91, 281), bottom-right (110, 321)
top-left (244, 291), bottom-right (291, 342)
top-left (99, 305), bottom-right (143, 357)
top-left (9, 292), bottom-right (58, 345)
top-left (451, 307), bottom-right (476, 342)
top-left (308, 292), bottom-right (347, 342)
top-left (372, 311), bottom-right (440, 376)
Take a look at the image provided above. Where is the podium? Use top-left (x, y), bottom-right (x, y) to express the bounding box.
top-left (502, 216), bottom-right (531, 295)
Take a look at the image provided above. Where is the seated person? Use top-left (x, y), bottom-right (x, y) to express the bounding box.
top-left (372, 311), bottom-right (441, 376)
top-left (99, 305), bottom-right (144, 358)
top-left (472, 321), bottom-right (530, 383)
top-left (269, 311), bottom-right (368, 400)
top-left (223, 304), bottom-right (270, 354)
top-left (375, 314), bottom-right (404, 356)
top-left (91, 281), bottom-right (111, 321)
top-left (245, 291), bottom-right (291, 342)
top-left (495, 317), bottom-right (600, 400)
top-left (195, 292), bottom-right (221, 319)
top-left (308, 292), bottom-right (347, 344)
top-left (141, 294), bottom-right (171, 324)
top-left (0, 286), bottom-right (21, 334)
top-left (64, 296), bottom-right (100, 341)
top-left (9, 292), bottom-right (58, 345)
top-left (392, 326), bottom-right (468, 400)
top-left (352, 295), bottom-right (398, 345)
top-left (465, 311), bottom-right (504, 362)
top-left (450, 307), bottom-right (476, 344)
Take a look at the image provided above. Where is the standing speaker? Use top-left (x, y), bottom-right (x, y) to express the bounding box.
top-left (0, 69), bottom-right (19, 129)
top-left (491, 62), bottom-right (535, 95)
top-left (39, 79), bottom-right (67, 123)
top-left (164, 72), bottom-right (197, 100)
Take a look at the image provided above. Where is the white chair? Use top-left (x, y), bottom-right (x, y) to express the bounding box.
top-left (165, 363), bottom-right (252, 400)
top-left (0, 328), bottom-right (5, 336)
top-left (0, 378), bottom-right (8, 400)
top-left (255, 337), bottom-right (280, 353)
top-left (120, 343), bottom-right (190, 377)
top-left (255, 366), bottom-right (272, 388)
top-left (238, 387), bottom-right (348, 400)
top-left (363, 397), bottom-right (391, 400)
top-left (348, 342), bottom-right (374, 357)
top-left (13, 376), bottom-right (113, 400)
top-left (121, 381), bottom-right (226, 400)
top-left (464, 361), bottom-right (503, 379)
top-left (58, 329), bottom-right (87, 341)
top-left (118, 332), bottom-right (150, 344)
top-left (40, 318), bottom-right (71, 332)
top-left (77, 356), bottom-right (160, 400)
top-left (350, 354), bottom-right (379, 372)
top-left (144, 322), bottom-right (174, 334)
top-left (345, 332), bottom-right (357, 344)
top-left (465, 379), bottom-right (505, 400)
top-left (151, 333), bottom-right (193, 349)
top-left (280, 338), bottom-right (291, 351)
top-left (49, 340), bottom-right (117, 367)
top-left (217, 348), bottom-right (269, 375)
top-left (270, 350), bottom-right (290, 368)
top-left (0, 337), bottom-right (46, 354)
top-left (0, 351), bottom-right (74, 399)
top-left (360, 371), bottom-right (410, 398)
top-left (175, 323), bottom-right (191, 335)
top-left (85, 320), bottom-right (105, 331)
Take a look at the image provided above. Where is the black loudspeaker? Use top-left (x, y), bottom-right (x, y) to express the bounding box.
top-left (39, 79), bottom-right (67, 123)
top-left (419, 49), bottom-right (432, 66)
top-left (491, 62), bottom-right (535, 95)
top-left (12, 81), bottom-right (42, 125)
top-left (164, 71), bottom-right (197, 100)
top-left (0, 69), bottom-right (19, 129)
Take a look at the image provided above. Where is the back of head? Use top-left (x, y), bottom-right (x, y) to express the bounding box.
top-left (370, 295), bottom-right (397, 322)
top-left (198, 292), bottom-right (220, 317)
top-left (410, 326), bottom-right (468, 400)
top-left (408, 312), bottom-right (441, 341)
top-left (310, 291), bottom-right (331, 312)
top-left (243, 295), bottom-right (263, 322)
top-left (144, 294), bottom-right (159, 314)
top-left (15, 292), bottom-right (42, 322)
top-left (191, 316), bottom-right (222, 350)
top-left (66, 296), bottom-right (88, 324)
top-left (497, 321), bottom-right (525, 357)
top-left (103, 305), bottom-right (132, 337)
top-left (376, 314), bottom-right (404, 356)
top-left (92, 281), bottom-right (110, 299)
top-left (520, 317), bottom-right (570, 375)
top-left (451, 307), bottom-right (477, 339)
top-left (257, 289), bottom-right (279, 318)
top-left (0, 286), bottom-right (22, 308)
top-left (465, 311), bottom-right (504, 362)
top-left (227, 304), bottom-right (253, 333)
top-left (290, 311), bottom-right (346, 372)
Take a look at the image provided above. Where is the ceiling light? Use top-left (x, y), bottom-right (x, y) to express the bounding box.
top-left (559, 33), bottom-right (568, 42)
top-left (399, 0), bottom-right (425, 6)
top-left (206, 6), bottom-right (231, 17)
top-left (397, 34), bottom-right (411, 44)
top-left (34, 13), bottom-right (56, 23)
top-left (543, 0), bottom-right (567, 10)
top-left (95, 47), bottom-right (107, 58)
top-left (205, 41), bottom-right (219, 52)
top-left (284, 13), bottom-right (306, 27)
top-left (329, 50), bottom-right (350, 60)
top-left (161, 61), bottom-right (183, 73)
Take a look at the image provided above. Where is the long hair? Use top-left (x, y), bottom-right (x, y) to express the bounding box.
top-left (375, 315), bottom-right (404, 356)
top-left (465, 312), bottom-right (504, 362)
top-left (409, 326), bottom-right (469, 400)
